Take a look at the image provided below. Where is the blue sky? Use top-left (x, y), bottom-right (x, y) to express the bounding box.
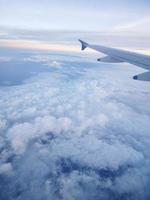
top-left (0, 0), bottom-right (150, 32)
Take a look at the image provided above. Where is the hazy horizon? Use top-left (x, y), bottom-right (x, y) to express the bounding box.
top-left (0, 1), bottom-right (150, 200)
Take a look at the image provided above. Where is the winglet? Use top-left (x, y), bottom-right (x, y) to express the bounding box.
top-left (78, 39), bottom-right (88, 51)
top-left (133, 72), bottom-right (150, 81)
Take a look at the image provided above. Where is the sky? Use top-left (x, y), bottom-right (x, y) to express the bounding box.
top-left (0, 0), bottom-right (150, 52)
top-left (0, 1), bottom-right (150, 199)
top-left (0, 0), bottom-right (150, 34)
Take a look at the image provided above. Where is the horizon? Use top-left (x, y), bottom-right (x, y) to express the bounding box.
top-left (0, 1), bottom-right (150, 200)
top-left (0, 0), bottom-right (150, 54)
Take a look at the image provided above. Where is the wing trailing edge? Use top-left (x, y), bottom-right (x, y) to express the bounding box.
top-left (97, 56), bottom-right (124, 63)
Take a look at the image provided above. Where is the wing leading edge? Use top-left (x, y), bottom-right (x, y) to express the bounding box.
top-left (79, 39), bottom-right (150, 81)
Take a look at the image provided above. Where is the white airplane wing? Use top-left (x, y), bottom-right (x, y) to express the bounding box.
top-left (79, 39), bottom-right (150, 81)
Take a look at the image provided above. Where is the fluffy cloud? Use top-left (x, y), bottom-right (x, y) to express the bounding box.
top-left (0, 53), bottom-right (150, 200)
top-left (7, 116), bottom-right (72, 153)
top-left (0, 163), bottom-right (13, 175)
top-left (24, 55), bottom-right (63, 68)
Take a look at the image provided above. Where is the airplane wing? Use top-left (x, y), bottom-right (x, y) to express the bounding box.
top-left (79, 39), bottom-right (150, 81)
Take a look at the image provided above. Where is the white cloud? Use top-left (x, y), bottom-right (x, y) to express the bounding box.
top-left (0, 117), bottom-right (7, 130)
top-left (24, 55), bottom-right (63, 68)
top-left (47, 61), bottom-right (62, 68)
top-left (0, 56), bottom-right (150, 199)
top-left (0, 163), bottom-right (13, 175)
top-left (7, 115), bottom-right (72, 154)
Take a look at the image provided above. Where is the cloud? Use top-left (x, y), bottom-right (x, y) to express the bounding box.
top-left (0, 163), bottom-right (13, 175)
top-left (7, 116), bottom-right (72, 154)
top-left (114, 16), bottom-right (150, 36)
top-left (48, 61), bottom-right (62, 68)
top-left (0, 53), bottom-right (150, 200)
top-left (0, 117), bottom-right (7, 130)
top-left (1, 28), bottom-right (150, 52)
top-left (0, 39), bottom-right (81, 52)
top-left (23, 55), bottom-right (63, 68)
top-left (0, 56), bottom-right (13, 62)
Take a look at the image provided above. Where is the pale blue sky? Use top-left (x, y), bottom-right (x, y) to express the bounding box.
top-left (0, 0), bottom-right (150, 33)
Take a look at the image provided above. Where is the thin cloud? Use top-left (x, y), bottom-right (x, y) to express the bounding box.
top-left (114, 16), bottom-right (150, 36)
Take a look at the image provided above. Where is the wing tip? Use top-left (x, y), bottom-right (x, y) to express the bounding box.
top-left (133, 75), bottom-right (138, 80)
top-left (133, 72), bottom-right (150, 81)
top-left (78, 39), bottom-right (88, 51)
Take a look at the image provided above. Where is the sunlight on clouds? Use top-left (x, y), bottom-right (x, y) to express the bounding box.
top-left (1, 38), bottom-right (150, 57)
top-left (0, 39), bottom-right (93, 53)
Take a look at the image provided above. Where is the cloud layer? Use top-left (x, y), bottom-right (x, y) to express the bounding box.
top-left (0, 52), bottom-right (150, 200)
